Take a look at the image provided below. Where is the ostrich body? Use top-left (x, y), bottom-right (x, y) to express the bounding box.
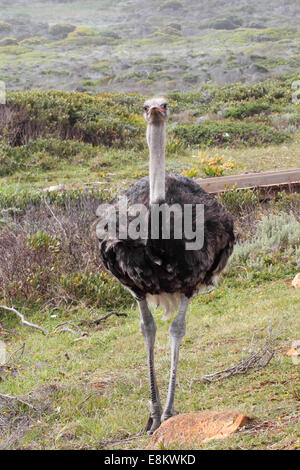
top-left (98, 97), bottom-right (234, 434)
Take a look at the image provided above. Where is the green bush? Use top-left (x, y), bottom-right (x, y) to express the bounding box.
top-left (224, 101), bottom-right (271, 119)
top-left (211, 80), bottom-right (290, 103)
top-left (100, 31), bottom-right (121, 40)
top-left (151, 24), bottom-right (182, 40)
top-left (219, 188), bottom-right (260, 215)
top-left (0, 81), bottom-right (295, 162)
top-left (0, 187), bottom-right (42, 212)
top-left (168, 23), bottom-right (182, 31)
top-left (0, 37), bottom-right (18, 46)
top-left (173, 121), bottom-right (290, 146)
top-left (159, 1), bottom-right (183, 10)
top-left (0, 45), bottom-right (25, 55)
top-left (183, 73), bottom-right (198, 84)
top-left (0, 188), bottom-right (118, 306)
top-left (3, 91), bottom-right (145, 148)
top-left (209, 17), bottom-right (242, 30)
top-left (273, 192), bottom-right (300, 213)
top-left (0, 21), bottom-right (13, 34)
top-left (49, 23), bottom-right (76, 38)
top-left (20, 37), bottom-right (46, 46)
top-left (26, 231), bottom-right (61, 253)
top-left (68, 26), bottom-right (99, 37)
top-left (0, 138), bottom-right (98, 176)
top-left (59, 271), bottom-right (132, 308)
top-left (0, 185), bottom-right (111, 213)
top-left (27, 137), bottom-right (97, 160)
top-left (229, 212), bottom-right (300, 274)
top-left (0, 140), bottom-right (22, 176)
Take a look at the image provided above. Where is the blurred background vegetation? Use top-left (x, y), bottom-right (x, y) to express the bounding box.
top-left (0, 0), bottom-right (300, 93)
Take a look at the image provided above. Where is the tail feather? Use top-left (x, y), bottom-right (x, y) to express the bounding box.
top-left (146, 292), bottom-right (183, 319)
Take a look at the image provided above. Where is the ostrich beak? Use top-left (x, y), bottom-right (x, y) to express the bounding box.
top-left (148, 105), bottom-right (164, 115)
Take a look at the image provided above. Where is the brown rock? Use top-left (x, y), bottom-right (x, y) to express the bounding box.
top-left (286, 340), bottom-right (300, 365)
top-left (148, 411), bottom-right (248, 449)
top-left (89, 381), bottom-right (108, 390)
top-left (292, 273), bottom-right (300, 289)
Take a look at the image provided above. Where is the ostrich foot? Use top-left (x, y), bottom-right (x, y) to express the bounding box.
top-left (161, 409), bottom-right (177, 423)
top-left (144, 415), bottom-right (161, 435)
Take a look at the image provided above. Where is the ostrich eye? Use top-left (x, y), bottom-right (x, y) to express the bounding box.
top-left (161, 103), bottom-right (167, 109)
top-left (143, 105), bottom-right (149, 111)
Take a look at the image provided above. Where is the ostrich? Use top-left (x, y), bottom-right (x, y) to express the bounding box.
top-left (97, 97), bottom-right (234, 434)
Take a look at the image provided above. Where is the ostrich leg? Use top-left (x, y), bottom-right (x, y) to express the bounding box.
top-left (161, 296), bottom-right (189, 422)
top-left (138, 299), bottom-right (162, 434)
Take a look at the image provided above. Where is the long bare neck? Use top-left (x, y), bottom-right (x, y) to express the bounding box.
top-left (146, 121), bottom-right (166, 204)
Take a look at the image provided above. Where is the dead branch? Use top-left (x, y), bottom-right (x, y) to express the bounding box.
top-left (0, 305), bottom-right (48, 335)
top-left (201, 348), bottom-right (274, 383)
top-left (58, 327), bottom-right (80, 335)
top-left (54, 321), bottom-right (82, 331)
top-left (201, 323), bottom-right (281, 383)
top-left (0, 392), bottom-right (35, 410)
top-left (53, 321), bottom-right (87, 336)
top-left (43, 198), bottom-right (68, 239)
top-left (98, 431), bottom-right (143, 449)
top-left (5, 343), bottom-right (25, 365)
top-left (88, 311), bottom-right (128, 325)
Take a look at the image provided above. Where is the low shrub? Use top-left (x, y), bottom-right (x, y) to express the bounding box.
top-left (166, 137), bottom-right (184, 155)
top-left (159, 1), bottom-right (183, 11)
top-left (173, 122), bottom-right (290, 146)
top-left (199, 153), bottom-right (236, 177)
top-left (0, 186), bottom-right (112, 213)
top-left (49, 23), bottom-right (76, 38)
top-left (182, 152), bottom-right (236, 178)
top-left (1, 91), bottom-right (145, 148)
top-left (209, 17), bottom-right (242, 30)
top-left (229, 212), bottom-right (300, 272)
top-left (224, 101), bottom-right (271, 119)
top-left (211, 80), bottom-right (290, 103)
top-left (20, 37), bottom-right (46, 46)
top-left (0, 21), bottom-right (13, 34)
top-left (0, 138), bottom-right (98, 176)
top-left (68, 26), bottom-right (99, 38)
top-left (219, 187), bottom-right (260, 215)
top-left (26, 231), bottom-right (61, 253)
top-left (0, 37), bottom-right (18, 46)
top-left (0, 189), bottom-right (128, 309)
top-left (0, 45), bottom-right (26, 55)
top-left (273, 192), bottom-right (300, 213)
top-left (27, 137), bottom-right (97, 160)
top-left (59, 271), bottom-right (132, 308)
top-left (151, 25), bottom-right (182, 40)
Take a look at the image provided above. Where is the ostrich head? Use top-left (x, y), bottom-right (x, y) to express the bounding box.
top-left (143, 97), bottom-right (169, 124)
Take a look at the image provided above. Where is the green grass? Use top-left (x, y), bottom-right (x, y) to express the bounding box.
top-left (1, 136), bottom-right (299, 193)
top-left (1, 279), bottom-right (299, 450)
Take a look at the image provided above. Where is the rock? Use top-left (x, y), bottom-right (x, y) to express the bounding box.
top-left (148, 411), bottom-right (248, 449)
top-left (43, 184), bottom-right (68, 192)
top-left (292, 273), bottom-right (300, 289)
top-left (287, 340), bottom-right (300, 365)
top-left (89, 381), bottom-right (109, 390)
top-left (197, 115), bottom-right (210, 125)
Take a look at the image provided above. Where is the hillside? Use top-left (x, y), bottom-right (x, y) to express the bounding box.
top-left (0, 0), bottom-right (300, 93)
